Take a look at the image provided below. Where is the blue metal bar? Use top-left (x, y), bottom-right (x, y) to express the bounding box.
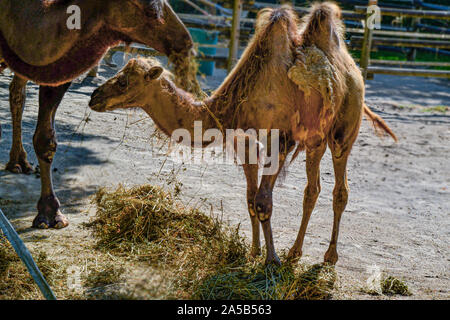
top-left (415, 1), bottom-right (450, 11)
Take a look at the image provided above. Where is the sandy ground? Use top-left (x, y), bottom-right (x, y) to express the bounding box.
top-left (0, 56), bottom-right (449, 299)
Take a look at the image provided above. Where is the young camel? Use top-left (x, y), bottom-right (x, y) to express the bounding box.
top-left (89, 3), bottom-right (397, 265)
top-left (0, 0), bottom-right (194, 229)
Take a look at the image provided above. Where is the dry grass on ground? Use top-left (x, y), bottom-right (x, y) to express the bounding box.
top-left (87, 184), bottom-right (337, 300)
top-left (0, 236), bottom-right (65, 300)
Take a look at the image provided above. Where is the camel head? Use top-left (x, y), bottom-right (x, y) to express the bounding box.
top-left (89, 58), bottom-right (168, 112)
top-left (106, 0), bottom-right (194, 59)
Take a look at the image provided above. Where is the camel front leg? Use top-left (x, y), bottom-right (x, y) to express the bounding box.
top-left (6, 75), bottom-right (33, 174)
top-left (243, 164), bottom-right (261, 257)
top-left (288, 142), bottom-right (326, 260)
top-left (32, 83), bottom-right (71, 229)
top-left (254, 152), bottom-right (289, 266)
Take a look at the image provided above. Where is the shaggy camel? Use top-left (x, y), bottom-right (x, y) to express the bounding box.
top-left (89, 3), bottom-right (397, 265)
top-left (0, 0), bottom-right (194, 229)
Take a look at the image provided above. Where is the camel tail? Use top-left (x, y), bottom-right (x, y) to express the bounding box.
top-left (363, 104), bottom-right (398, 142)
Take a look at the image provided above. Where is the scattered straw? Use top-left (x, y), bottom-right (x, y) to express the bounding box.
top-left (84, 265), bottom-right (125, 289)
top-left (88, 184), bottom-right (337, 299)
top-left (0, 235), bottom-right (61, 300)
top-left (381, 276), bottom-right (412, 296)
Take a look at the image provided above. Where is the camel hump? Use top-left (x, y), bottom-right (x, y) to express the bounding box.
top-left (255, 4), bottom-right (299, 35)
top-left (301, 1), bottom-right (344, 49)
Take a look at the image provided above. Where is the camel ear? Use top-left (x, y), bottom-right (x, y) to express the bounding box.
top-left (145, 66), bottom-right (163, 81)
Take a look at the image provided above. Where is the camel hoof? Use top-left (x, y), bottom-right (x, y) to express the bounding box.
top-left (54, 212), bottom-right (69, 229)
top-left (36, 222), bottom-right (49, 229)
top-left (32, 211), bottom-right (69, 229)
top-left (250, 247), bottom-right (261, 258)
top-left (265, 253), bottom-right (281, 266)
top-left (6, 160), bottom-right (34, 174)
top-left (324, 249), bottom-right (338, 265)
top-left (287, 247), bottom-right (302, 261)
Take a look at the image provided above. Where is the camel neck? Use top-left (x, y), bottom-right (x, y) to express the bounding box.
top-left (140, 78), bottom-right (222, 142)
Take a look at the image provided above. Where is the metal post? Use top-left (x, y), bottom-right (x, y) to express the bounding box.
top-left (228, 0), bottom-right (242, 72)
top-left (360, 0), bottom-right (378, 81)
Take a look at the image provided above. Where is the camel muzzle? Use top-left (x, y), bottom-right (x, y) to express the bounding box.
top-left (89, 89), bottom-right (107, 112)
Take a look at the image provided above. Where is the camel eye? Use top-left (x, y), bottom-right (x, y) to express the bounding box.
top-left (117, 77), bottom-right (128, 90)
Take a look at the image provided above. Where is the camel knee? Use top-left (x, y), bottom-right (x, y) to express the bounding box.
top-left (254, 191), bottom-right (273, 222)
top-left (33, 129), bottom-right (58, 163)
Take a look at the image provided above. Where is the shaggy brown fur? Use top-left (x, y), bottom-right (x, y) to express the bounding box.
top-left (89, 3), bottom-right (397, 265)
top-left (0, 0), bottom-right (194, 230)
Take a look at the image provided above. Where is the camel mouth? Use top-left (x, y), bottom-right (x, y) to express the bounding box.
top-left (88, 98), bottom-right (132, 112)
top-left (88, 99), bottom-right (107, 112)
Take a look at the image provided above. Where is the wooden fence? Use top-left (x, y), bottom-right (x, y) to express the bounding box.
top-left (108, 0), bottom-right (450, 79)
top-left (355, 0), bottom-right (450, 79)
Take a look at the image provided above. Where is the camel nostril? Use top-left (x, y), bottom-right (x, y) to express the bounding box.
top-left (89, 90), bottom-right (102, 108)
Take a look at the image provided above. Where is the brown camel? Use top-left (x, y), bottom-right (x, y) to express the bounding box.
top-left (89, 3), bottom-right (397, 265)
top-left (0, 0), bottom-right (194, 229)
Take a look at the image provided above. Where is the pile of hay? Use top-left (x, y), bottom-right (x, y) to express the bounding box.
top-left (88, 185), bottom-right (336, 300)
top-left (0, 235), bottom-right (59, 299)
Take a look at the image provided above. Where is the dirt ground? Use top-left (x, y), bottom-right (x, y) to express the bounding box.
top-left (0, 56), bottom-right (449, 300)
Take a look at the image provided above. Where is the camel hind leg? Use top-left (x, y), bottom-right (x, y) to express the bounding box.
top-left (324, 127), bottom-right (359, 264)
top-left (324, 92), bottom-right (363, 264)
top-left (5, 75), bottom-right (33, 173)
top-left (323, 147), bottom-right (350, 264)
top-left (288, 141), bottom-right (327, 260)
